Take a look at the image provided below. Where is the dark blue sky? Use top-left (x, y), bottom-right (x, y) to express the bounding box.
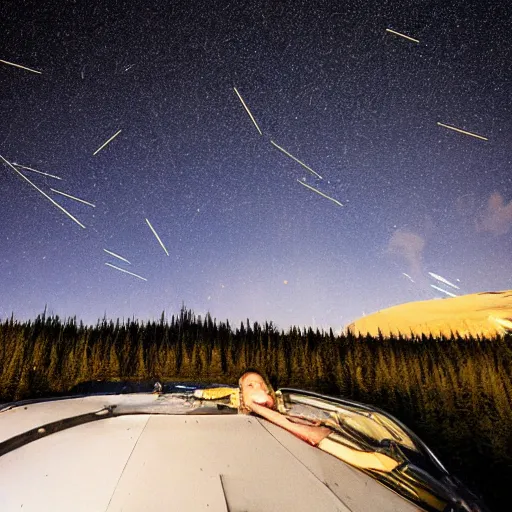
top-left (1, 0), bottom-right (511, 330)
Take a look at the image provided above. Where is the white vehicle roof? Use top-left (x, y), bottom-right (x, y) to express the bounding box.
top-left (0, 395), bottom-right (421, 512)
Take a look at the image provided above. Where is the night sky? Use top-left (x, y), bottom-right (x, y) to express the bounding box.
top-left (1, 0), bottom-right (511, 331)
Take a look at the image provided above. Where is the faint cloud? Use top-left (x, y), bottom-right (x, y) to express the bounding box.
top-left (386, 230), bottom-right (425, 276)
top-left (476, 192), bottom-right (512, 235)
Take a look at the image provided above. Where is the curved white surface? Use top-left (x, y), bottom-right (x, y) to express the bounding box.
top-left (0, 398), bottom-right (422, 511)
top-left (0, 395), bottom-right (123, 442)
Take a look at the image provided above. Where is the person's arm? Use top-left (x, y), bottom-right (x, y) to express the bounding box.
top-left (193, 387), bottom-right (237, 400)
top-left (249, 402), bottom-right (331, 446)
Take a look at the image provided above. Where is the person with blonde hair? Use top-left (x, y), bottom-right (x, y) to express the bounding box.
top-left (196, 369), bottom-right (398, 472)
top-left (194, 370), bottom-right (478, 510)
top-left (237, 369), bottom-right (334, 446)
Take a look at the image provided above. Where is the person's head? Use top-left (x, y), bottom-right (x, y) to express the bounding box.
top-left (238, 368), bottom-right (277, 414)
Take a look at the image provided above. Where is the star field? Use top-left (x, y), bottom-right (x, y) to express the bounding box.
top-left (1, 0), bottom-right (511, 330)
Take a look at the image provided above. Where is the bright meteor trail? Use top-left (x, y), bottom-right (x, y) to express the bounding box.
top-left (1, 154), bottom-right (86, 229)
top-left (13, 163), bottom-right (62, 180)
top-left (385, 28), bottom-right (419, 43)
top-left (93, 129), bottom-right (122, 155)
top-left (145, 218), bottom-right (170, 256)
top-left (103, 249), bottom-right (131, 264)
top-left (271, 141), bottom-right (323, 180)
top-left (437, 122), bottom-right (488, 141)
top-left (297, 179), bottom-right (343, 206)
top-left (105, 263), bottom-right (147, 281)
top-left (233, 87), bottom-right (263, 136)
top-left (50, 188), bottom-right (96, 207)
top-left (429, 272), bottom-right (460, 290)
top-left (0, 58), bottom-right (42, 74)
top-left (431, 284), bottom-right (457, 298)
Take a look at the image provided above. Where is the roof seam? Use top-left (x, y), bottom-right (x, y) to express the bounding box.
top-left (104, 414), bottom-right (151, 512)
top-left (256, 418), bottom-right (353, 511)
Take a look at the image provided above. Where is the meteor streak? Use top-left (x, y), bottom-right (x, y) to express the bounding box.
top-left (296, 179), bottom-right (343, 206)
top-left (105, 263), bottom-right (147, 281)
top-left (437, 122), bottom-right (488, 141)
top-left (233, 87), bottom-right (263, 135)
top-left (93, 129), bottom-right (122, 155)
top-left (0, 58), bottom-right (42, 74)
top-left (271, 141), bottom-right (323, 180)
top-left (431, 284), bottom-right (457, 298)
top-left (50, 188), bottom-right (95, 207)
top-left (145, 218), bottom-right (169, 256)
top-left (103, 249), bottom-right (131, 264)
top-left (13, 163), bottom-right (62, 180)
top-left (402, 273), bottom-right (415, 283)
top-left (1, 154), bottom-right (85, 229)
top-left (385, 28), bottom-right (419, 43)
top-left (428, 272), bottom-right (460, 290)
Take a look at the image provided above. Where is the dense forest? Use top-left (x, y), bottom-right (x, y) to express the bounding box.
top-left (1, 306), bottom-right (511, 511)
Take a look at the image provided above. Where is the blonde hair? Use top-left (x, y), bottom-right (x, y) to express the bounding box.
top-left (237, 369), bottom-right (277, 415)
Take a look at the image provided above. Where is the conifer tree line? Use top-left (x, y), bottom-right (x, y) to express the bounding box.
top-left (0, 306), bottom-right (511, 509)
